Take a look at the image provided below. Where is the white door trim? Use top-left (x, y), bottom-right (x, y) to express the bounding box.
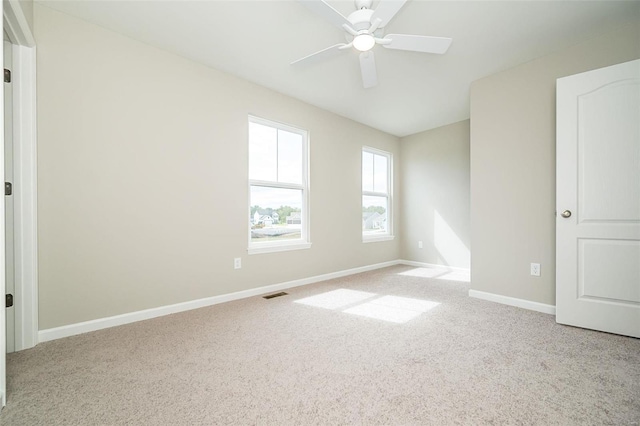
top-left (3, 1), bottom-right (37, 351)
top-left (0, 11), bottom-right (5, 408)
top-left (11, 45), bottom-right (37, 350)
top-left (3, 0), bottom-right (35, 48)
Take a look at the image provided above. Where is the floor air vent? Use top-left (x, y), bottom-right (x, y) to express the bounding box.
top-left (263, 292), bottom-right (288, 300)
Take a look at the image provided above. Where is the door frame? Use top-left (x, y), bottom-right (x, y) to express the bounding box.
top-left (3, 1), bottom-right (37, 353)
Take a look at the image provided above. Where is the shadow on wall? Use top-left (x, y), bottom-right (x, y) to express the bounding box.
top-left (433, 210), bottom-right (470, 267)
top-left (401, 119), bottom-right (471, 269)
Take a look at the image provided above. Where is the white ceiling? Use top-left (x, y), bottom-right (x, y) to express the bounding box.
top-left (38, 0), bottom-right (640, 137)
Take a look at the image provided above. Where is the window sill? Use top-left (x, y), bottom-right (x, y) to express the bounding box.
top-left (248, 242), bottom-right (312, 255)
top-left (362, 235), bottom-right (395, 243)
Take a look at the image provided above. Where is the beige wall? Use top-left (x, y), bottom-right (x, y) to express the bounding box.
top-left (35, 5), bottom-right (400, 329)
top-left (470, 21), bottom-right (640, 305)
top-left (400, 120), bottom-right (470, 268)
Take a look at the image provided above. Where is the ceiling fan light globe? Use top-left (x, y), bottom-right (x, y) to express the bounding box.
top-left (353, 34), bottom-right (375, 52)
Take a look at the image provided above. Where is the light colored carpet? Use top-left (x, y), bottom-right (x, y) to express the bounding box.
top-left (1, 265), bottom-right (639, 425)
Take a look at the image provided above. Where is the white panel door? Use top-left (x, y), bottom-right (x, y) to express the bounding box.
top-left (556, 59), bottom-right (640, 338)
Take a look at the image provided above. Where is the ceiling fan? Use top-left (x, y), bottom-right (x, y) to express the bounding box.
top-left (292, 0), bottom-right (453, 89)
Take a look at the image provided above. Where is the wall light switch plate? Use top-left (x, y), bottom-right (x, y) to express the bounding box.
top-left (418, 241), bottom-right (423, 249)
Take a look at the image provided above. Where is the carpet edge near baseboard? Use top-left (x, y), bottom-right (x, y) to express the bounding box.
top-left (468, 289), bottom-right (556, 315)
top-left (37, 260), bottom-right (403, 344)
top-left (38, 261), bottom-right (555, 344)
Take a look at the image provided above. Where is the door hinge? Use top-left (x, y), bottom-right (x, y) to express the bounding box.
top-left (4, 69), bottom-right (10, 83)
top-left (5, 294), bottom-right (13, 308)
top-left (4, 182), bottom-right (11, 196)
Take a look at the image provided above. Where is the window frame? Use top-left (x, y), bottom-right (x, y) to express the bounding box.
top-left (247, 115), bottom-right (311, 254)
top-left (362, 146), bottom-right (394, 243)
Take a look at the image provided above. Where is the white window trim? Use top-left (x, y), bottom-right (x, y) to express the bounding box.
top-left (362, 146), bottom-right (393, 242)
top-left (248, 241), bottom-right (312, 255)
top-left (248, 115), bottom-right (311, 254)
top-left (363, 235), bottom-right (395, 243)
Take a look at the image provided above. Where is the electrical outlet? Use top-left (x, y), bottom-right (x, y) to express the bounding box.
top-left (530, 263), bottom-right (540, 277)
top-left (418, 241), bottom-right (423, 249)
top-left (234, 258), bottom-right (241, 270)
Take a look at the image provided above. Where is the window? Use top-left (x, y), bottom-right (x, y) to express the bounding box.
top-left (248, 116), bottom-right (310, 254)
top-left (362, 147), bottom-right (393, 241)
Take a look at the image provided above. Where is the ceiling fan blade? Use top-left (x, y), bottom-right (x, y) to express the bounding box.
top-left (370, 0), bottom-right (408, 28)
top-left (382, 34), bottom-right (452, 54)
top-left (297, 0), bottom-right (354, 31)
top-left (359, 51), bottom-right (378, 89)
top-left (291, 44), bottom-right (349, 66)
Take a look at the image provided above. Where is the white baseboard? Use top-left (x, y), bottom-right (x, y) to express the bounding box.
top-left (398, 260), bottom-right (470, 273)
top-left (38, 261), bottom-right (556, 343)
top-left (468, 289), bottom-right (556, 315)
top-left (38, 260), bottom-right (401, 343)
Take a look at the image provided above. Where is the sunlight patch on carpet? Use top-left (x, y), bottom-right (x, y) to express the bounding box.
top-left (344, 296), bottom-right (440, 323)
top-left (398, 267), bottom-right (470, 283)
top-left (294, 289), bottom-right (376, 310)
top-left (294, 290), bottom-right (440, 323)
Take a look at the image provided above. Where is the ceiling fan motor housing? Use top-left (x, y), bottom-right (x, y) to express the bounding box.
top-left (345, 8), bottom-right (381, 43)
top-left (348, 9), bottom-right (374, 30)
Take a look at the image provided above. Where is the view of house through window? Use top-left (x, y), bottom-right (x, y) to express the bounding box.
top-left (362, 147), bottom-right (392, 239)
top-left (249, 116), bottom-right (309, 250)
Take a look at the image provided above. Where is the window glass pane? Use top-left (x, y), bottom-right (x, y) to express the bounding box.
top-left (250, 186), bottom-right (303, 243)
top-left (362, 195), bottom-right (388, 235)
top-left (362, 151), bottom-right (374, 192)
top-left (249, 122), bottom-right (277, 181)
top-left (277, 129), bottom-right (302, 184)
top-left (373, 154), bottom-right (388, 193)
